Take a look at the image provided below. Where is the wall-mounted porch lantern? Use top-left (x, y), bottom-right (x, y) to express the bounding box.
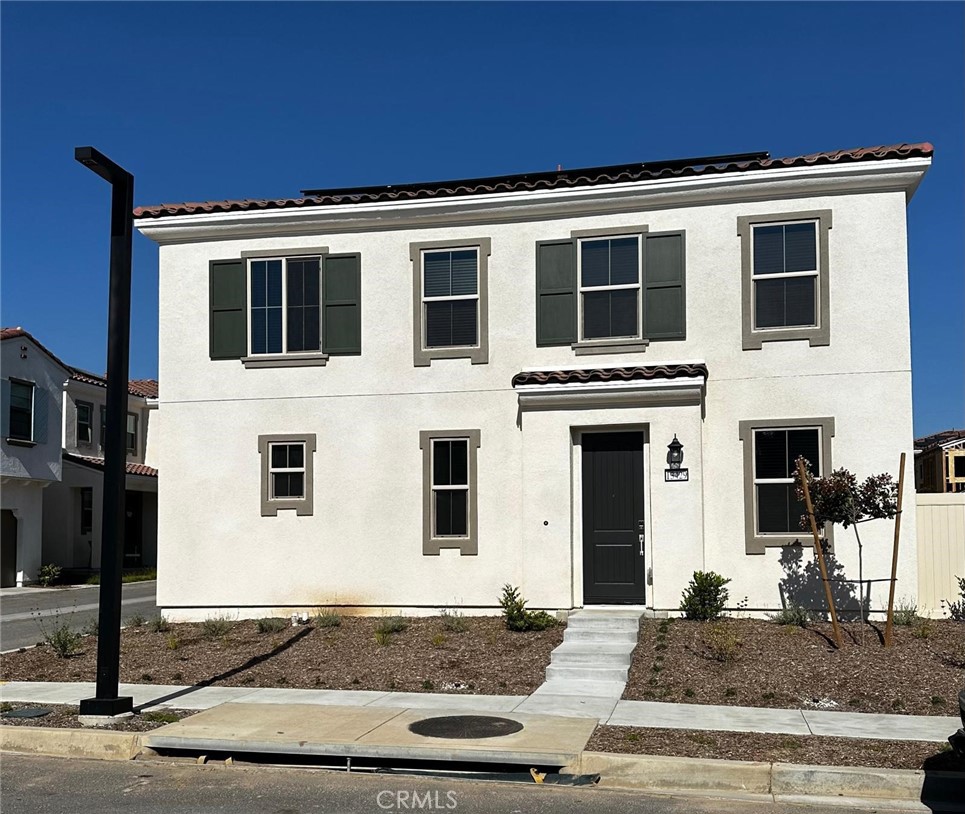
top-left (665, 434), bottom-right (689, 482)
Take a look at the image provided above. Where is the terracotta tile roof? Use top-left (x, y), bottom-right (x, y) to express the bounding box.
top-left (64, 451), bottom-right (158, 478)
top-left (69, 367), bottom-right (158, 399)
top-left (915, 428), bottom-right (965, 452)
top-left (0, 326), bottom-right (70, 373)
top-left (512, 363), bottom-right (708, 388)
top-left (134, 143), bottom-right (932, 221)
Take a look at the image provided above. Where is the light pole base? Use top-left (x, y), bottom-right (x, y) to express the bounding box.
top-left (79, 696), bottom-right (133, 718)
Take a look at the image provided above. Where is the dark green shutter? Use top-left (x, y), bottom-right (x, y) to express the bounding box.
top-left (0, 379), bottom-right (10, 437)
top-left (643, 232), bottom-right (686, 341)
top-left (209, 260), bottom-right (247, 359)
top-left (322, 253), bottom-right (361, 355)
top-left (536, 240), bottom-right (577, 346)
top-left (32, 388), bottom-right (48, 444)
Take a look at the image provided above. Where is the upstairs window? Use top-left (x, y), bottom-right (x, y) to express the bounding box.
top-left (8, 380), bottom-right (33, 441)
top-left (752, 222), bottom-right (817, 330)
top-left (423, 250), bottom-right (479, 348)
top-left (126, 413), bottom-right (138, 455)
top-left (250, 257), bottom-right (321, 355)
top-left (76, 401), bottom-right (93, 446)
top-left (579, 236), bottom-right (641, 340)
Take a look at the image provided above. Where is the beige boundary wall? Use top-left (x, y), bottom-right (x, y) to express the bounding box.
top-left (916, 492), bottom-right (965, 617)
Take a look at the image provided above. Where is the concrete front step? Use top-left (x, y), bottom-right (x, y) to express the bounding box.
top-left (551, 648), bottom-right (633, 667)
top-left (563, 628), bottom-right (639, 644)
top-left (545, 664), bottom-right (629, 683)
top-left (564, 619), bottom-right (641, 633)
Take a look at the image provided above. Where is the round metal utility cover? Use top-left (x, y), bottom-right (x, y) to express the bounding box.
top-left (407, 715), bottom-right (523, 739)
top-left (1, 708), bottom-right (51, 719)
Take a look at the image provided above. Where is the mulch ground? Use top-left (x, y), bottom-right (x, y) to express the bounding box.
top-left (586, 726), bottom-right (965, 772)
top-left (0, 703), bottom-right (195, 732)
top-left (0, 616), bottom-right (563, 696)
top-left (624, 617), bottom-right (965, 716)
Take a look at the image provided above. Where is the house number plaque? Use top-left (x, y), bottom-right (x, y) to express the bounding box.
top-left (665, 468), bottom-right (689, 482)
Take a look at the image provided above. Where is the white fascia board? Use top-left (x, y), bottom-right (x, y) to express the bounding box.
top-left (134, 159), bottom-right (931, 244)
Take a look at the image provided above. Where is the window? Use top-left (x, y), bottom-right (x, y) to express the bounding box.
top-left (126, 413), bottom-right (138, 455)
top-left (738, 210), bottom-right (832, 349)
top-left (8, 380), bottom-right (33, 441)
top-left (249, 257), bottom-right (321, 356)
top-left (80, 487), bottom-right (93, 535)
top-left (739, 417), bottom-right (835, 554)
top-left (420, 430), bottom-right (480, 555)
top-left (411, 239), bottom-right (490, 366)
top-left (99, 406), bottom-right (106, 450)
top-left (76, 401), bottom-right (93, 446)
top-left (258, 434), bottom-right (316, 516)
top-left (579, 236), bottom-right (641, 340)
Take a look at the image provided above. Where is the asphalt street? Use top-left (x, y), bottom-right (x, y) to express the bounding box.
top-left (0, 580), bottom-right (159, 651)
top-left (0, 754), bottom-right (880, 814)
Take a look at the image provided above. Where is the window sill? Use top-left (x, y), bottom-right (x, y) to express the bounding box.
top-left (571, 338), bottom-right (650, 356)
top-left (744, 326), bottom-right (828, 350)
top-left (242, 353), bottom-right (329, 369)
top-left (4, 438), bottom-right (36, 448)
top-left (414, 347), bottom-right (487, 367)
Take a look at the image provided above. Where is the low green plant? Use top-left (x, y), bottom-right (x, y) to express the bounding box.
top-left (422, 679), bottom-right (435, 690)
top-left (150, 615), bottom-right (170, 633)
top-left (768, 604), bottom-right (815, 628)
top-left (201, 615), bottom-right (233, 638)
top-left (892, 598), bottom-right (920, 626)
top-left (165, 633), bottom-right (180, 650)
top-left (141, 673), bottom-right (153, 681)
top-left (912, 618), bottom-right (934, 639)
top-left (37, 563), bottom-right (62, 587)
top-left (313, 608), bottom-right (341, 628)
top-left (701, 621), bottom-right (742, 662)
top-left (942, 576), bottom-right (965, 621)
top-left (375, 616), bottom-right (409, 635)
top-left (724, 687), bottom-right (737, 698)
top-left (126, 612), bottom-right (146, 628)
top-left (430, 632), bottom-right (446, 647)
top-left (762, 691), bottom-right (776, 701)
top-left (256, 617), bottom-right (288, 634)
top-left (374, 630), bottom-right (392, 646)
top-left (85, 567), bottom-right (157, 586)
top-left (440, 608), bottom-right (469, 632)
top-left (142, 710), bottom-right (179, 724)
top-left (171, 672), bottom-right (183, 683)
top-left (626, 732), bottom-right (640, 742)
top-left (683, 688), bottom-right (695, 698)
top-left (680, 571), bottom-right (730, 621)
top-left (0, 702), bottom-right (13, 714)
top-left (39, 617), bottom-right (81, 658)
top-left (931, 695), bottom-right (946, 706)
top-left (498, 584), bottom-right (559, 632)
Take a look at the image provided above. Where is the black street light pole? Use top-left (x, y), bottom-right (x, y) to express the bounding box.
top-left (75, 146), bottom-right (134, 718)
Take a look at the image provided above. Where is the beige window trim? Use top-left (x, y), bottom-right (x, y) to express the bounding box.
top-left (258, 433), bottom-right (316, 517)
top-left (420, 429), bottom-right (480, 555)
top-left (739, 417), bottom-right (835, 554)
top-left (738, 210), bottom-right (832, 350)
top-left (411, 239), bottom-right (490, 367)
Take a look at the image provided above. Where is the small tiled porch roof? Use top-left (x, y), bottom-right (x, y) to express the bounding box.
top-left (63, 451), bottom-right (158, 478)
top-left (511, 363), bottom-right (708, 388)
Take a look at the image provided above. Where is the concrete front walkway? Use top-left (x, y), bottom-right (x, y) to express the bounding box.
top-left (1, 681), bottom-right (958, 743)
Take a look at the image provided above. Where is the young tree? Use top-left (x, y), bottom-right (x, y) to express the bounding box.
top-left (794, 460), bottom-right (899, 626)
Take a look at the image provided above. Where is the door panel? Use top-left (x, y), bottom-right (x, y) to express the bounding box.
top-left (1, 510), bottom-right (17, 587)
top-left (124, 491), bottom-right (143, 568)
top-left (582, 432), bottom-right (646, 603)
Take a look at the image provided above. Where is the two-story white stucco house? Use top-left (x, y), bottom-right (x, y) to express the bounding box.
top-left (134, 142), bottom-right (931, 621)
top-left (1, 328), bottom-right (159, 584)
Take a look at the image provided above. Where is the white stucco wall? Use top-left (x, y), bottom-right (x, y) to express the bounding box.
top-left (140, 162), bottom-right (923, 619)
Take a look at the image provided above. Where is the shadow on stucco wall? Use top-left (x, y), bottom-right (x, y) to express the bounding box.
top-left (777, 543), bottom-right (867, 622)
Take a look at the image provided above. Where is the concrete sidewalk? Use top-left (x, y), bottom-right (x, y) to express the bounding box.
top-left (1, 680), bottom-right (958, 743)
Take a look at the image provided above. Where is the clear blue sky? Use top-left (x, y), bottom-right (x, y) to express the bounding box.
top-left (2, 2), bottom-right (962, 436)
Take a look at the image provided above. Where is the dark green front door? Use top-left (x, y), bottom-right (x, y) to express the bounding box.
top-left (582, 432), bottom-right (646, 604)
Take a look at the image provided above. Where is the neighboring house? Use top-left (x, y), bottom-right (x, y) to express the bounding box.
top-left (134, 142), bottom-right (930, 621)
top-left (0, 327), bottom-right (158, 585)
top-left (914, 429), bottom-right (965, 493)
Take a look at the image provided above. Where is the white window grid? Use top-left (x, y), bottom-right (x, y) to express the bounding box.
top-left (430, 437), bottom-right (470, 539)
top-left (268, 442), bottom-right (307, 501)
top-left (247, 255), bottom-right (323, 356)
top-left (77, 402), bottom-right (93, 445)
top-left (421, 247), bottom-right (480, 350)
top-left (9, 379), bottom-right (34, 441)
top-left (577, 234), bottom-right (643, 341)
top-left (750, 219), bottom-right (820, 331)
top-left (752, 426), bottom-right (822, 536)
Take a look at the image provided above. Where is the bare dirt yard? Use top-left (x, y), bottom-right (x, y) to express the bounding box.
top-left (0, 615), bottom-right (563, 696)
top-left (586, 725), bottom-right (965, 772)
top-left (624, 617), bottom-right (965, 716)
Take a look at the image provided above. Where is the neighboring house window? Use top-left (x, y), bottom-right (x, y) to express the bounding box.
top-left (258, 434), bottom-right (316, 516)
top-left (76, 401), bottom-right (93, 446)
top-left (249, 257), bottom-right (321, 356)
top-left (411, 239), bottom-right (490, 366)
top-left (99, 406), bottom-right (106, 450)
top-left (738, 210), bottom-right (832, 349)
top-left (420, 430), bottom-right (480, 555)
top-left (8, 380), bottom-right (34, 441)
top-left (80, 487), bottom-right (93, 535)
top-left (578, 235), bottom-right (641, 340)
top-left (739, 417), bottom-right (835, 554)
top-left (126, 413), bottom-right (138, 455)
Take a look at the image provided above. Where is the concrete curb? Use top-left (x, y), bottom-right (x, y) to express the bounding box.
top-left (570, 751), bottom-right (965, 811)
top-left (0, 726), bottom-right (142, 761)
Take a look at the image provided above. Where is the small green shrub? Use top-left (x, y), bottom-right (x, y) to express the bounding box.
top-left (0, 702), bottom-right (13, 714)
top-left (37, 563), bottom-right (62, 587)
top-left (724, 687), bottom-right (737, 698)
top-left (701, 621), bottom-right (742, 662)
top-left (892, 598), bottom-right (920, 626)
top-left (126, 612), bottom-right (146, 628)
top-left (374, 630), bottom-right (392, 646)
top-left (256, 617), bottom-right (288, 634)
top-left (201, 615), bottom-right (233, 638)
top-left (912, 618), bottom-right (934, 639)
top-left (150, 615), bottom-right (170, 633)
top-left (931, 695), bottom-right (945, 706)
top-left (942, 576), bottom-right (965, 621)
top-left (430, 632), bottom-right (446, 647)
top-left (498, 584), bottom-right (559, 632)
top-left (171, 672), bottom-right (183, 683)
top-left (680, 571), bottom-right (730, 621)
top-left (768, 604), bottom-right (815, 628)
top-left (165, 634), bottom-right (180, 650)
top-left (440, 608), bottom-right (469, 632)
top-left (314, 609), bottom-right (341, 628)
top-left (375, 616), bottom-right (409, 635)
top-left (42, 619), bottom-right (81, 658)
top-left (422, 679), bottom-right (435, 690)
top-left (142, 710), bottom-right (179, 724)
top-left (141, 673), bottom-right (153, 682)
top-left (683, 688), bottom-right (695, 698)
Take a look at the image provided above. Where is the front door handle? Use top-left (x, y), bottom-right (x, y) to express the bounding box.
top-left (638, 533), bottom-right (645, 556)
